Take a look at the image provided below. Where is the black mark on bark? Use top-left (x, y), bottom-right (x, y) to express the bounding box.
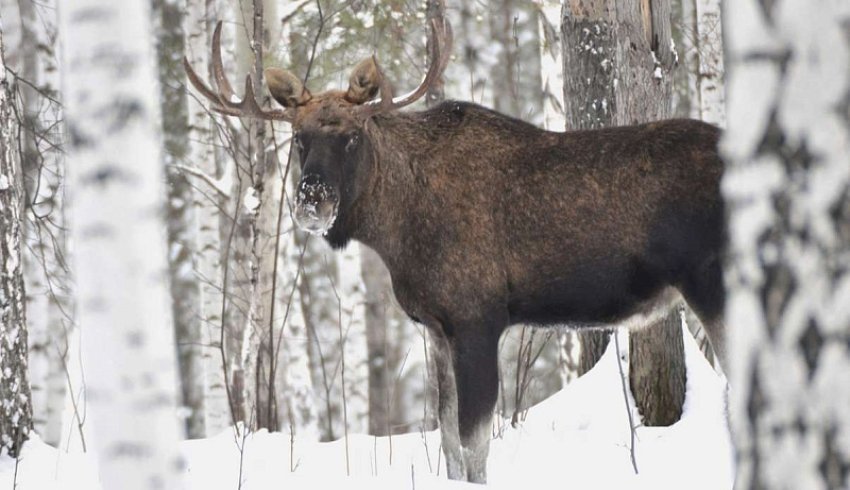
top-left (798, 319), bottom-right (824, 380)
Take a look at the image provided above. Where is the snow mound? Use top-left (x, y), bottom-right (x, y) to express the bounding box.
top-left (1, 328), bottom-right (733, 489)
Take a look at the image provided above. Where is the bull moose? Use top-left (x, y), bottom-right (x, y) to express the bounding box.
top-left (184, 10), bottom-right (726, 484)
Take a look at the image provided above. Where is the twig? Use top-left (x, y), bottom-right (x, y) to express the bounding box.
top-left (218, 163), bottom-right (244, 428)
top-left (6, 67), bottom-right (62, 105)
top-left (289, 423), bottom-right (298, 472)
top-left (420, 424), bottom-right (433, 473)
top-left (170, 161), bottom-right (232, 198)
top-left (57, 342), bottom-right (87, 452)
top-left (234, 421), bottom-right (251, 490)
top-left (613, 332), bottom-right (639, 474)
top-left (324, 261), bottom-right (350, 476)
top-left (13, 431), bottom-right (22, 489)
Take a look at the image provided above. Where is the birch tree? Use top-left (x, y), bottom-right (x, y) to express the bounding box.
top-left (723, 0), bottom-right (850, 487)
top-left (0, 15), bottom-right (33, 458)
top-left (677, 0), bottom-right (724, 125)
top-left (59, 0), bottom-right (185, 487)
top-left (561, 0), bottom-right (687, 425)
top-left (183, 0), bottom-right (231, 436)
top-left (153, 0), bottom-right (206, 439)
top-left (12, 0), bottom-right (69, 447)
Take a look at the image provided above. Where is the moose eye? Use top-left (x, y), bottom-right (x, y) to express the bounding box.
top-left (345, 133), bottom-right (360, 153)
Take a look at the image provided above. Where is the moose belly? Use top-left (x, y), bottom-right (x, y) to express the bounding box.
top-left (505, 259), bottom-right (676, 329)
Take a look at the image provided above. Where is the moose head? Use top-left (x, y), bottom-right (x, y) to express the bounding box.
top-left (183, 19), bottom-right (452, 242)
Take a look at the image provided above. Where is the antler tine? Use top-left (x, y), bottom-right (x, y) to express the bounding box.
top-left (239, 74), bottom-right (264, 116)
top-left (437, 18), bottom-right (454, 78)
top-left (230, 74), bottom-right (294, 121)
top-left (361, 10), bottom-right (452, 115)
top-left (389, 16), bottom-right (451, 109)
top-left (211, 21), bottom-right (236, 105)
top-left (183, 56), bottom-right (225, 106)
top-left (183, 21), bottom-right (295, 122)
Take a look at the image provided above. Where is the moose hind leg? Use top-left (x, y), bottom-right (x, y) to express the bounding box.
top-left (453, 330), bottom-right (500, 483)
top-left (428, 330), bottom-right (465, 480)
top-left (679, 255), bottom-right (728, 372)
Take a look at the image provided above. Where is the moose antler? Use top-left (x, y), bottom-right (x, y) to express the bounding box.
top-left (183, 21), bottom-right (295, 122)
top-left (358, 7), bottom-right (453, 116)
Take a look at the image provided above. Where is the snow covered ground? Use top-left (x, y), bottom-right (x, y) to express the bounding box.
top-left (0, 328), bottom-right (733, 489)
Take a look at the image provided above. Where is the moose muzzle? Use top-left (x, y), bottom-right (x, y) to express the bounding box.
top-left (294, 174), bottom-right (339, 236)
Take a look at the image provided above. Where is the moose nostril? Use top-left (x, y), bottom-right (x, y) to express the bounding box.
top-left (298, 175), bottom-right (337, 204)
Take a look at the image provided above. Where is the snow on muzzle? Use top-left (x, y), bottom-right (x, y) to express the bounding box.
top-left (294, 174), bottom-right (339, 236)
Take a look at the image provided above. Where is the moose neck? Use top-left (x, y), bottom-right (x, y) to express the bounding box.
top-left (344, 111), bottom-right (432, 266)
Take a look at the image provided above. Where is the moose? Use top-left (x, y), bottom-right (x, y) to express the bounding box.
top-left (185, 11), bottom-right (726, 484)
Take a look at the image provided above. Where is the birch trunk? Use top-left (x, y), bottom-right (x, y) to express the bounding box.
top-left (538, 0), bottom-right (565, 132)
top-left (693, 0), bottom-right (724, 126)
top-left (0, 19), bottom-right (33, 458)
top-left (59, 0), bottom-right (185, 487)
top-left (561, 0), bottom-right (686, 425)
top-left (184, 0), bottom-right (231, 436)
top-left (15, 0), bottom-right (69, 447)
top-left (488, 0), bottom-right (521, 118)
top-left (675, 0), bottom-right (699, 118)
top-left (221, 0), bottom-right (282, 430)
top-left (722, 0), bottom-right (850, 487)
top-left (154, 0), bottom-right (206, 440)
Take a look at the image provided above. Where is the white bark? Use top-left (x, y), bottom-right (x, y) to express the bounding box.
top-left (14, 0), bottom-right (69, 447)
top-left (0, 18), bottom-right (34, 458)
top-left (677, 0), bottom-right (725, 125)
top-left (694, 0), bottom-right (724, 126)
top-left (678, 0), bottom-right (700, 119)
top-left (184, 0), bottom-right (230, 437)
top-left (59, 0), bottom-right (185, 487)
top-left (537, 0), bottom-right (566, 132)
top-left (222, 0), bottom-right (282, 428)
top-left (723, 0), bottom-right (850, 488)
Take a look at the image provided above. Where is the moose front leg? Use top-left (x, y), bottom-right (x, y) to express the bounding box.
top-left (429, 324), bottom-right (500, 483)
top-left (447, 326), bottom-right (501, 484)
top-left (428, 330), bottom-right (465, 480)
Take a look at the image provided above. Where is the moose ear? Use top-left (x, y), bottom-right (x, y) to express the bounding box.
top-left (265, 68), bottom-right (311, 108)
top-left (345, 57), bottom-right (381, 104)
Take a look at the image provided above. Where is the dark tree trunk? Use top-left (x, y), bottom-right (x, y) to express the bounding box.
top-left (362, 246), bottom-right (390, 436)
top-left (561, 0), bottom-right (686, 426)
top-left (577, 330), bottom-right (611, 376)
top-left (153, 0), bottom-right (206, 439)
top-left (629, 306), bottom-right (685, 425)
